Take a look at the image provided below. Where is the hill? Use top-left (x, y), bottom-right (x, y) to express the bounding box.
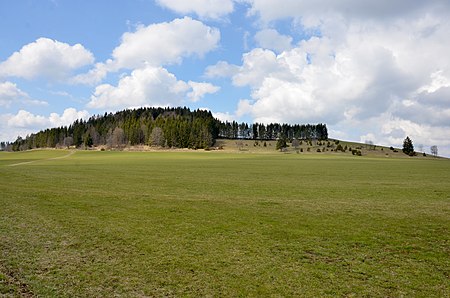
top-left (5, 107), bottom-right (328, 151)
top-left (213, 138), bottom-right (436, 159)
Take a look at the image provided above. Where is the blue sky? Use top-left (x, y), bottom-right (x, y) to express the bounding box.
top-left (1, 0), bottom-right (450, 156)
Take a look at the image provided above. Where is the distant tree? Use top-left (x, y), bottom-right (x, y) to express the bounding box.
top-left (276, 137), bottom-right (287, 151)
top-left (292, 138), bottom-right (300, 151)
top-left (402, 136), bottom-right (415, 156)
top-left (150, 127), bottom-right (165, 147)
top-left (430, 145), bottom-right (438, 157)
top-left (110, 127), bottom-right (125, 149)
top-left (63, 136), bottom-right (73, 148)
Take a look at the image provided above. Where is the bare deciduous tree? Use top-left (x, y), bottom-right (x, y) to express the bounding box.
top-left (431, 145), bottom-right (438, 157)
top-left (109, 127), bottom-right (125, 149)
top-left (150, 127), bottom-right (165, 147)
top-left (63, 136), bottom-right (73, 148)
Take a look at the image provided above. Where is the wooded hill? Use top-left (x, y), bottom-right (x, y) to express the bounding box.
top-left (8, 107), bottom-right (328, 151)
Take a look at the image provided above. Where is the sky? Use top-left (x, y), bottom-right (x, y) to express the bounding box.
top-left (1, 0), bottom-right (450, 156)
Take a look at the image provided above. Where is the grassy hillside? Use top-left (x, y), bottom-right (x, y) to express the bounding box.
top-left (215, 138), bottom-right (431, 158)
top-left (1, 150), bottom-right (449, 296)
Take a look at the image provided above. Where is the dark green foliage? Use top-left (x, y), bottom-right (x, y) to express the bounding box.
top-left (352, 149), bottom-right (362, 156)
top-left (276, 137), bottom-right (287, 151)
top-left (402, 136), bottom-right (415, 156)
top-left (10, 107), bottom-right (328, 151)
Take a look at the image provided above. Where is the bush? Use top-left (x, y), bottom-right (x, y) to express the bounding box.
top-left (352, 149), bottom-right (362, 156)
top-left (317, 148), bottom-right (321, 152)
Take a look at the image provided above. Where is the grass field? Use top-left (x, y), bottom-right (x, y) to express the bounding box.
top-left (1, 150), bottom-right (449, 297)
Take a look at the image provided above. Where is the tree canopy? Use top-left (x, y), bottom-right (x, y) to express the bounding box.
top-left (402, 136), bottom-right (415, 156)
top-left (9, 107), bottom-right (328, 151)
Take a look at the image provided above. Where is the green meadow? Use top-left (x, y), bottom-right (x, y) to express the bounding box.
top-left (1, 150), bottom-right (449, 297)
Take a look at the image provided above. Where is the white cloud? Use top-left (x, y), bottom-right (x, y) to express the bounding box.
top-left (49, 108), bottom-right (90, 127)
top-left (1, 108), bottom-right (90, 142)
top-left (6, 108), bottom-right (89, 129)
top-left (156, 0), bottom-right (234, 19)
top-left (254, 29), bottom-right (292, 52)
top-left (87, 66), bottom-right (189, 110)
top-left (0, 81), bottom-right (29, 107)
top-left (205, 61), bottom-right (240, 78)
top-left (7, 110), bottom-right (48, 128)
top-left (70, 61), bottom-right (111, 85)
top-left (0, 38), bottom-right (94, 81)
top-left (187, 81), bottom-right (220, 102)
top-left (88, 66), bottom-right (220, 109)
top-left (212, 111), bottom-right (235, 122)
top-left (111, 17), bottom-right (220, 70)
top-left (245, 0), bottom-right (450, 23)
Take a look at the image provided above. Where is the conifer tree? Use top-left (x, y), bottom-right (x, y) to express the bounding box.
top-left (402, 136), bottom-right (415, 156)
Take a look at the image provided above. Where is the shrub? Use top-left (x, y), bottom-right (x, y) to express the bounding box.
top-left (352, 149), bottom-right (362, 156)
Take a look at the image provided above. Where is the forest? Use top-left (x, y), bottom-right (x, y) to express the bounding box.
top-left (4, 107), bottom-right (328, 151)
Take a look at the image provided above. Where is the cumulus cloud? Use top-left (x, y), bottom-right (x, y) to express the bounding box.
top-left (0, 38), bottom-right (94, 81)
top-left (0, 81), bottom-right (29, 107)
top-left (156, 0), bottom-right (234, 19)
top-left (70, 62), bottom-right (110, 85)
top-left (245, 0), bottom-right (450, 23)
top-left (72, 17), bottom-right (220, 85)
top-left (1, 108), bottom-right (89, 142)
top-left (7, 110), bottom-right (48, 128)
top-left (0, 108), bottom-right (88, 143)
top-left (212, 111), bottom-right (235, 122)
top-left (88, 66), bottom-right (188, 110)
top-left (254, 29), bottom-right (292, 52)
top-left (205, 61), bottom-right (240, 78)
top-left (110, 17), bottom-right (220, 70)
top-left (187, 81), bottom-right (220, 102)
top-left (6, 108), bottom-right (90, 129)
top-left (88, 66), bottom-right (220, 109)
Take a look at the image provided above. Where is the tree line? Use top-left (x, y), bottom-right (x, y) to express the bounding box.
top-left (5, 107), bottom-right (328, 151)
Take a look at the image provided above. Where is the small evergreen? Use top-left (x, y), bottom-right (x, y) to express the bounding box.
top-left (402, 136), bottom-right (415, 156)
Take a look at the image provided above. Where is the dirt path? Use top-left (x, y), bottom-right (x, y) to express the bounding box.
top-left (7, 150), bottom-right (76, 167)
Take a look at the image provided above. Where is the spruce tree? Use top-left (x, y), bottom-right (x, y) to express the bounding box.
top-left (402, 136), bottom-right (415, 156)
